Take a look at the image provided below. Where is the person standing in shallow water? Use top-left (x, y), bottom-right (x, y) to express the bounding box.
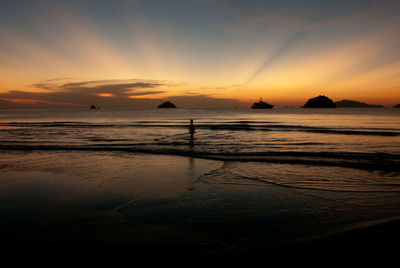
top-left (188, 119), bottom-right (196, 142)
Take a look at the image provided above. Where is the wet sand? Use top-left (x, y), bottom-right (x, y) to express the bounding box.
top-left (4, 217), bottom-right (400, 265)
top-left (1, 150), bottom-right (399, 264)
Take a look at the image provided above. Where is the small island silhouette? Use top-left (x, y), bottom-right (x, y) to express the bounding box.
top-left (303, 95), bottom-right (336, 108)
top-left (251, 97), bottom-right (273, 109)
top-left (90, 105), bottom-right (98, 109)
top-left (335, 100), bottom-right (384, 108)
top-left (157, 101), bottom-right (176, 108)
top-left (393, 104), bottom-right (400, 108)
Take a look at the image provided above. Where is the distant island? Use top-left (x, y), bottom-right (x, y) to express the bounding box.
top-left (157, 101), bottom-right (176, 108)
top-left (335, 100), bottom-right (384, 108)
top-left (90, 105), bottom-right (98, 109)
top-left (251, 97), bottom-right (273, 109)
top-left (393, 104), bottom-right (400, 108)
top-left (303, 95), bottom-right (336, 108)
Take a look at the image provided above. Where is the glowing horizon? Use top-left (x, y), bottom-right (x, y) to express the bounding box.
top-left (0, 0), bottom-right (399, 108)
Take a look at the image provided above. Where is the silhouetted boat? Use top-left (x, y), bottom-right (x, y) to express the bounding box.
top-left (251, 98), bottom-right (273, 109)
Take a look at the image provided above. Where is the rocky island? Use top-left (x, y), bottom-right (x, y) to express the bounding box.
top-left (335, 100), bottom-right (384, 108)
top-left (303, 95), bottom-right (336, 108)
top-left (157, 101), bottom-right (176, 108)
top-left (393, 104), bottom-right (400, 108)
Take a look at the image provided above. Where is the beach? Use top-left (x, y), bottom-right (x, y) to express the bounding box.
top-left (2, 0), bottom-right (400, 264)
top-left (0, 108), bottom-right (399, 264)
top-left (1, 149), bottom-right (400, 264)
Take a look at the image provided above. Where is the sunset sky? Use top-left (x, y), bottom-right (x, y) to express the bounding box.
top-left (0, 0), bottom-right (399, 108)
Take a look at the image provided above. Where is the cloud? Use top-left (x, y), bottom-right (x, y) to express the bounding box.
top-left (0, 78), bottom-right (168, 109)
top-left (0, 91), bottom-right (86, 108)
top-left (218, 0), bottom-right (376, 30)
top-left (33, 79), bottom-right (166, 96)
top-left (0, 78), bottom-right (244, 109)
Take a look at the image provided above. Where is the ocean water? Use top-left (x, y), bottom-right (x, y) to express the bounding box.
top-left (1, 108), bottom-right (399, 183)
top-left (1, 107), bottom-right (400, 252)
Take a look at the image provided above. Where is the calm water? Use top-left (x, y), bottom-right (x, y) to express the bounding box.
top-left (1, 107), bottom-right (399, 192)
top-left (1, 107), bottom-right (400, 253)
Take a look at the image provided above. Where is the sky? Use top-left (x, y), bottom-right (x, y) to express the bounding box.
top-left (0, 0), bottom-right (399, 108)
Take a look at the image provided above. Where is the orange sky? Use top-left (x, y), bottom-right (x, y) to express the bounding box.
top-left (0, 0), bottom-right (399, 108)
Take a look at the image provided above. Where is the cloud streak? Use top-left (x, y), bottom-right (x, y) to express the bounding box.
top-left (0, 78), bottom-right (245, 109)
top-left (34, 79), bottom-right (166, 95)
top-left (0, 78), bottom-right (168, 108)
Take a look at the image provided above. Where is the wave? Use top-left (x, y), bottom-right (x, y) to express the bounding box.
top-left (1, 121), bottom-right (399, 136)
top-left (197, 162), bottom-right (400, 193)
top-left (1, 144), bottom-right (399, 172)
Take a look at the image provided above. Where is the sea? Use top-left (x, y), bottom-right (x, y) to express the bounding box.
top-left (0, 107), bottom-right (400, 256)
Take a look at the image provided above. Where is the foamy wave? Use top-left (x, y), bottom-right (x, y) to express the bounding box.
top-left (1, 121), bottom-right (399, 136)
top-left (1, 144), bottom-right (399, 172)
top-left (197, 161), bottom-right (400, 192)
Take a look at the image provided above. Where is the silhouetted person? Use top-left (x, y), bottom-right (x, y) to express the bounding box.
top-left (188, 119), bottom-right (195, 142)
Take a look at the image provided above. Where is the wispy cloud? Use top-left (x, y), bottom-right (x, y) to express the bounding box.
top-left (33, 78), bottom-right (166, 96)
top-left (218, 0), bottom-right (378, 31)
top-left (0, 78), bottom-right (169, 108)
top-left (0, 78), bottom-right (244, 108)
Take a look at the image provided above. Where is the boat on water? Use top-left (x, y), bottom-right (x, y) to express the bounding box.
top-left (251, 97), bottom-right (273, 109)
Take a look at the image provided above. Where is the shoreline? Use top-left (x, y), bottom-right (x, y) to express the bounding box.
top-left (1, 150), bottom-right (400, 263)
top-left (1, 147), bottom-right (399, 173)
